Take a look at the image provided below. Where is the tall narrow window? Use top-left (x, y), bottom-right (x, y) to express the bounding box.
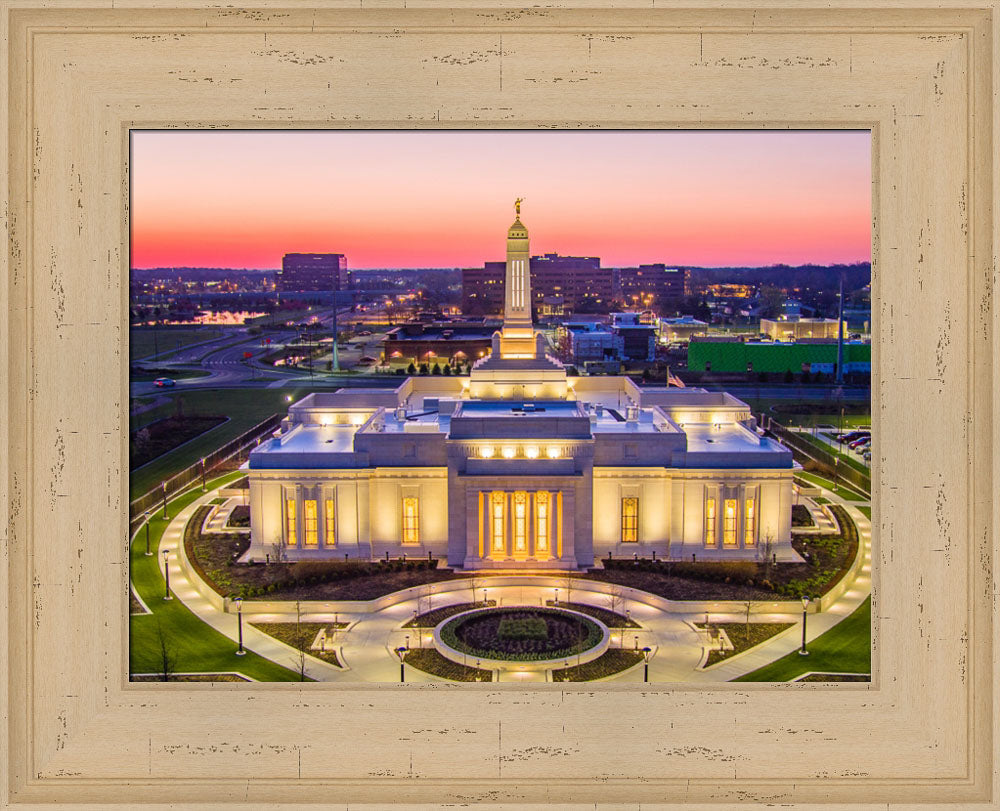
top-left (744, 498), bottom-right (756, 547)
top-left (491, 492), bottom-right (506, 554)
top-left (303, 500), bottom-right (318, 547)
top-left (402, 496), bottom-right (419, 545)
top-left (513, 492), bottom-right (528, 554)
top-left (535, 492), bottom-right (550, 554)
top-left (704, 497), bottom-right (716, 547)
top-left (285, 498), bottom-right (297, 546)
top-left (324, 498), bottom-right (336, 547)
top-left (723, 499), bottom-right (738, 547)
top-left (621, 497), bottom-right (638, 543)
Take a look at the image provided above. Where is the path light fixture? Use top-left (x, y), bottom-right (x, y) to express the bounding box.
top-left (395, 646), bottom-right (407, 683)
top-left (554, 588), bottom-right (559, 605)
top-left (405, 635), bottom-right (410, 651)
top-left (634, 635), bottom-right (639, 651)
top-left (234, 597), bottom-right (245, 656)
top-left (642, 646), bottom-right (652, 683)
top-left (162, 549), bottom-right (172, 600)
top-left (799, 596), bottom-right (811, 656)
top-left (144, 511), bottom-right (153, 556)
top-left (483, 588), bottom-right (488, 607)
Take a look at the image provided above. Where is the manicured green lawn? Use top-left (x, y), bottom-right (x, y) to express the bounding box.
top-left (130, 326), bottom-right (225, 360)
top-left (733, 596), bottom-right (871, 682)
top-left (795, 431), bottom-right (871, 475)
top-left (856, 506), bottom-right (872, 520)
top-left (129, 473), bottom-right (306, 681)
top-left (129, 387), bottom-right (309, 499)
top-left (795, 470), bottom-right (868, 502)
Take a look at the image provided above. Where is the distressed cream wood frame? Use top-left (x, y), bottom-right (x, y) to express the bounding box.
top-left (2, 3), bottom-right (998, 808)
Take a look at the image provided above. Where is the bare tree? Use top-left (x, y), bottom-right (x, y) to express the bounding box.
top-left (755, 533), bottom-right (776, 580)
top-left (295, 650), bottom-right (307, 682)
top-left (468, 574), bottom-right (482, 606)
top-left (155, 618), bottom-right (176, 682)
top-left (562, 570), bottom-right (575, 607)
top-left (603, 584), bottom-right (625, 621)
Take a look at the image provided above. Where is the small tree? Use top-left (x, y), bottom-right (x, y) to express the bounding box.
top-left (442, 364), bottom-right (452, 376)
top-left (431, 362), bottom-right (442, 375)
top-left (756, 533), bottom-right (776, 580)
top-left (419, 363), bottom-right (429, 375)
top-left (406, 362), bottom-right (416, 375)
top-left (155, 618), bottom-right (176, 682)
top-left (468, 574), bottom-right (482, 606)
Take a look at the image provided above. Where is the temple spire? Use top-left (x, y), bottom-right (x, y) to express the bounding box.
top-left (515, 197), bottom-right (523, 217)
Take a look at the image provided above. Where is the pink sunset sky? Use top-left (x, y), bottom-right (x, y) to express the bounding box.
top-left (130, 130), bottom-right (871, 270)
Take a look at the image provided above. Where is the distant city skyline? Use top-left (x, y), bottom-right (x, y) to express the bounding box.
top-left (131, 130), bottom-right (871, 271)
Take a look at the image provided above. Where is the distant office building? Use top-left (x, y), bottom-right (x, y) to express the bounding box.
top-left (382, 322), bottom-right (496, 367)
top-left (760, 317), bottom-right (846, 342)
top-left (660, 315), bottom-right (709, 343)
top-left (566, 323), bottom-right (624, 366)
top-left (706, 283), bottom-right (753, 299)
top-left (278, 253), bottom-right (349, 293)
top-left (614, 265), bottom-right (686, 309)
top-left (462, 253), bottom-right (610, 315)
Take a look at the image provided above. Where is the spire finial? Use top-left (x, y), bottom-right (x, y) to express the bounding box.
top-left (514, 197), bottom-right (523, 217)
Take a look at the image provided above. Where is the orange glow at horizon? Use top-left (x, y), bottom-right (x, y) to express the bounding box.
top-left (130, 130), bottom-right (871, 269)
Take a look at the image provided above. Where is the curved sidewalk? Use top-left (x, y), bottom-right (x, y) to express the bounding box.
top-left (156, 482), bottom-right (871, 683)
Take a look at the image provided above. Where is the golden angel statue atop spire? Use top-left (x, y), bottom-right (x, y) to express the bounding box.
top-left (514, 197), bottom-right (523, 217)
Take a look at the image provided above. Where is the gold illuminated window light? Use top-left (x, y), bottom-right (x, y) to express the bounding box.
top-left (491, 492), bottom-right (506, 553)
top-left (303, 500), bottom-right (318, 547)
top-left (704, 497), bottom-right (716, 547)
top-left (513, 492), bottom-right (528, 553)
top-left (744, 498), bottom-right (756, 547)
top-left (285, 498), bottom-right (296, 546)
top-left (402, 496), bottom-right (419, 545)
top-left (723, 499), bottom-right (738, 547)
top-left (535, 492), bottom-right (549, 554)
top-left (621, 497), bottom-right (638, 543)
top-left (325, 498), bottom-right (335, 546)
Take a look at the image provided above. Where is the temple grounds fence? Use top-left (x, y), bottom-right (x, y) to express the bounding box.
top-left (760, 415), bottom-right (871, 498)
top-left (128, 413), bottom-right (282, 534)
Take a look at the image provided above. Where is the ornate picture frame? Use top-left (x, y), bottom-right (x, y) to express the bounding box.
top-left (2, 3), bottom-right (997, 807)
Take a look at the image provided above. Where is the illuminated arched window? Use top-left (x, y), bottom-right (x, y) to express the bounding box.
top-left (723, 499), bottom-right (738, 547)
top-left (704, 497), bottom-right (716, 547)
top-left (303, 500), bottom-right (318, 547)
top-left (744, 497), bottom-right (756, 547)
top-left (285, 498), bottom-right (297, 546)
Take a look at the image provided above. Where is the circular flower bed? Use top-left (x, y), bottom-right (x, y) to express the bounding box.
top-left (439, 607), bottom-right (603, 662)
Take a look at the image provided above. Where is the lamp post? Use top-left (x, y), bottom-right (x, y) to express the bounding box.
top-left (234, 597), bottom-right (245, 655)
top-left (405, 635), bottom-right (410, 651)
top-left (162, 549), bottom-right (172, 600)
top-left (642, 646), bottom-right (652, 683)
top-left (483, 588), bottom-right (488, 607)
top-left (161, 482), bottom-right (168, 520)
top-left (799, 596), bottom-right (811, 655)
top-left (200, 458), bottom-right (206, 491)
top-left (634, 635), bottom-right (639, 651)
top-left (554, 588), bottom-right (559, 605)
top-left (144, 511), bottom-right (153, 556)
top-left (395, 646), bottom-right (406, 682)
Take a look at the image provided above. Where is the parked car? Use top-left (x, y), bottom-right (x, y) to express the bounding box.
top-left (838, 430), bottom-right (868, 443)
top-left (153, 377), bottom-right (176, 388)
top-left (850, 437), bottom-right (871, 450)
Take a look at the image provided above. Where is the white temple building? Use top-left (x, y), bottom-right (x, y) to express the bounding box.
top-left (246, 204), bottom-right (799, 570)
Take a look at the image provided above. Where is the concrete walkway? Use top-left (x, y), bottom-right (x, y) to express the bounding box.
top-left (155, 482), bottom-right (871, 683)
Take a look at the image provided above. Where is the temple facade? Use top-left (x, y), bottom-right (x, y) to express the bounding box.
top-left (245, 205), bottom-right (798, 569)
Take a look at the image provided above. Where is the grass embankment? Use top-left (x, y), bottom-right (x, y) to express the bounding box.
top-left (697, 622), bottom-right (795, 668)
top-left (130, 326), bottom-right (225, 360)
top-left (129, 473), bottom-right (307, 682)
top-left (129, 387), bottom-right (310, 499)
top-left (551, 650), bottom-right (644, 682)
top-left (856, 507), bottom-right (872, 520)
top-left (248, 622), bottom-right (344, 668)
top-left (791, 504), bottom-right (814, 527)
top-left (794, 470), bottom-right (868, 502)
top-left (130, 415), bottom-right (229, 469)
top-left (795, 431), bottom-right (871, 475)
top-left (733, 596), bottom-right (871, 682)
top-left (402, 649), bottom-right (493, 682)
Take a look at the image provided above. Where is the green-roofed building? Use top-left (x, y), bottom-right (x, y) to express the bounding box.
top-left (688, 338), bottom-right (871, 374)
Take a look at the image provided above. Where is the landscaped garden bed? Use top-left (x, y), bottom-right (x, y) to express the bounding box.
top-left (587, 507), bottom-right (859, 601)
top-left (402, 648), bottom-right (493, 681)
top-left (130, 673), bottom-right (250, 682)
top-left (248, 621), bottom-right (343, 668)
top-left (791, 504), bottom-right (815, 527)
top-left (544, 601), bottom-right (640, 628)
top-left (551, 649), bottom-right (644, 682)
top-left (696, 621), bottom-right (794, 668)
top-left (440, 607), bottom-right (603, 662)
top-left (227, 505), bottom-right (250, 527)
top-left (183, 505), bottom-right (459, 600)
top-left (796, 673), bottom-right (870, 682)
top-left (403, 601), bottom-right (496, 628)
